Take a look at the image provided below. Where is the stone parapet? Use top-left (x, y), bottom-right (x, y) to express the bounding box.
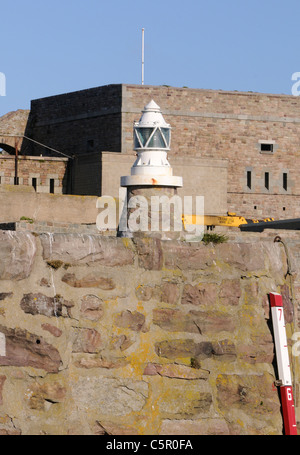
top-left (0, 231), bottom-right (298, 435)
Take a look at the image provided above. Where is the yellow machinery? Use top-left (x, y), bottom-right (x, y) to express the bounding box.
top-left (182, 213), bottom-right (274, 230)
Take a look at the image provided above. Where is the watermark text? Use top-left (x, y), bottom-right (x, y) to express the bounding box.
top-left (291, 72), bottom-right (300, 96)
top-left (96, 188), bottom-right (204, 241)
top-left (0, 72), bottom-right (6, 97)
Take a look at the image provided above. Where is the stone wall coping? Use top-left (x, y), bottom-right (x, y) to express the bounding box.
top-left (0, 155), bottom-right (68, 162)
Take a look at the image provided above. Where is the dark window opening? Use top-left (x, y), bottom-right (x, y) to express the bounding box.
top-left (283, 207), bottom-right (286, 211)
top-left (264, 172), bottom-right (269, 190)
top-left (87, 139), bottom-right (94, 152)
top-left (283, 173), bottom-right (288, 191)
top-left (32, 178), bottom-right (37, 191)
top-left (261, 143), bottom-right (273, 153)
top-left (247, 171), bottom-right (252, 189)
top-left (50, 179), bottom-right (55, 194)
top-left (254, 205), bottom-right (257, 210)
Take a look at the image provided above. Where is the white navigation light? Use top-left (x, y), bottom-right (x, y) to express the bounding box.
top-left (134, 100), bottom-right (171, 151)
top-left (121, 100), bottom-right (182, 187)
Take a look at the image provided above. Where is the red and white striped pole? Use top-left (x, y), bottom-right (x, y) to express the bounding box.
top-left (269, 292), bottom-right (297, 435)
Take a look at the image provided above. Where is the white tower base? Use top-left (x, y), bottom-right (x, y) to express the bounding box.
top-left (121, 174), bottom-right (182, 187)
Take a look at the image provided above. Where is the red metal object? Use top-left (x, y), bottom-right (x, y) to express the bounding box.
top-left (269, 292), bottom-right (297, 435)
top-left (280, 386), bottom-right (297, 435)
top-left (269, 292), bottom-right (283, 308)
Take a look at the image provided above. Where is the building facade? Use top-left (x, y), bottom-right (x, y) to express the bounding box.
top-left (3, 83), bottom-right (299, 219)
top-left (0, 109), bottom-right (68, 194)
top-left (0, 155), bottom-right (68, 193)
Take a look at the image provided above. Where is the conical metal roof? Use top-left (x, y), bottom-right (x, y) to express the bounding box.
top-left (142, 100), bottom-right (161, 112)
top-left (137, 100), bottom-right (170, 127)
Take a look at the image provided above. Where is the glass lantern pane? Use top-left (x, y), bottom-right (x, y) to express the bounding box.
top-left (136, 127), bottom-right (154, 147)
top-left (134, 130), bottom-right (140, 149)
top-left (148, 129), bottom-right (166, 148)
top-left (161, 128), bottom-right (170, 147)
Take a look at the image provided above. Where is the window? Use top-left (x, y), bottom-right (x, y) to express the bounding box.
top-left (261, 143), bottom-right (273, 153)
top-left (32, 178), bottom-right (37, 191)
top-left (259, 140), bottom-right (276, 154)
top-left (264, 172), bottom-right (269, 190)
top-left (283, 173), bottom-right (288, 191)
top-left (87, 139), bottom-right (94, 152)
top-left (50, 179), bottom-right (55, 194)
top-left (247, 171), bottom-right (252, 189)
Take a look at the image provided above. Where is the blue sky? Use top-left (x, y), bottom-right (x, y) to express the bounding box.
top-left (1, 0), bottom-right (300, 116)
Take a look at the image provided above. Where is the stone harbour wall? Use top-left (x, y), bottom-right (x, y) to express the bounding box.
top-left (0, 231), bottom-right (298, 435)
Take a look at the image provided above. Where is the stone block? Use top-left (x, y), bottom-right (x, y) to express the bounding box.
top-left (219, 279), bottom-right (241, 305)
top-left (26, 381), bottom-right (66, 410)
top-left (216, 373), bottom-right (281, 415)
top-left (211, 339), bottom-right (236, 360)
top-left (0, 414), bottom-right (21, 435)
top-left (156, 380), bottom-right (212, 418)
top-left (114, 310), bottom-right (147, 332)
top-left (153, 308), bottom-right (199, 333)
top-left (0, 376), bottom-right (6, 405)
top-left (181, 283), bottom-right (218, 306)
top-left (153, 308), bottom-right (236, 334)
top-left (41, 323), bottom-right (63, 337)
top-left (0, 232), bottom-right (36, 280)
top-left (135, 285), bottom-right (154, 301)
top-left (0, 325), bottom-right (61, 373)
top-left (143, 363), bottom-right (209, 380)
top-left (216, 243), bottom-right (265, 272)
top-left (20, 293), bottom-right (63, 317)
top-left (280, 283), bottom-right (294, 323)
top-left (0, 293), bottom-right (13, 301)
top-left (75, 356), bottom-right (128, 369)
top-left (73, 377), bottom-right (148, 416)
top-left (72, 328), bottom-right (102, 353)
top-left (133, 237), bottom-right (163, 270)
top-left (237, 333), bottom-right (274, 364)
top-left (160, 282), bottom-right (180, 305)
top-left (154, 339), bottom-right (214, 361)
top-left (94, 420), bottom-right (139, 435)
top-left (80, 295), bottom-right (104, 321)
top-left (40, 234), bottom-right (134, 267)
top-left (163, 242), bottom-right (215, 270)
top-left (189, 309), bottom-right (236, 334)
top-left (159, 418), bottom-right (229, 435)
top-left (62, 272), bottom-right (115, 290)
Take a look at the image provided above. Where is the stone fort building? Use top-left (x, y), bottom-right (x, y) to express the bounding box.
top-left (1, 83), bottom-right (300, 220)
